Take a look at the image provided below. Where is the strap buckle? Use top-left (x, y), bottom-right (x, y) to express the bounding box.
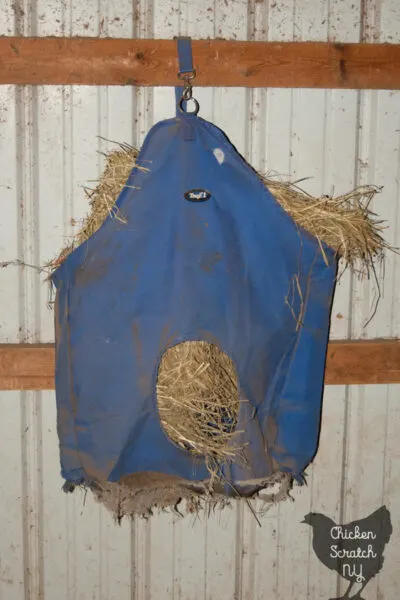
top-left (175, 37), bottom-right (200, 115)
top-left (178, 70), bottom-right (196, 101)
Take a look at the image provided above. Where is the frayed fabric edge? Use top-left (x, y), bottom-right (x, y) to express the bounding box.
top-left (61, 470), bottom-right (295, 522)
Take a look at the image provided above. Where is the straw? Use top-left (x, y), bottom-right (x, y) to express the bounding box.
top-left (156, 341), bottom-right (240, 467)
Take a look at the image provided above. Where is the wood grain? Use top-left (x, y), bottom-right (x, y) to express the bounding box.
top-left (0, 340), bottom-right (399, 390)
top-left (1, 38), bottom-right (400, 89)
top-left (324, 339), bottom-right (400, 385)
top-left (0, 345), bottom-right (55, 391)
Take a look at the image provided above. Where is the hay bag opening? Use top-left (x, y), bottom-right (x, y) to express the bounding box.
top-left (156, 341), bottom-right (240, 462)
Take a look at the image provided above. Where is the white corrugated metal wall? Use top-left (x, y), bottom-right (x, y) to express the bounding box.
top-left (0, 0), bottom-right (399, 598)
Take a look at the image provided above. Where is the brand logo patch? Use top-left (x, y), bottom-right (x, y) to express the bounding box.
top-left (184, 189), bottom-right (211, 203)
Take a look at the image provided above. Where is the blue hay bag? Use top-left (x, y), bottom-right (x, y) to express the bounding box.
top-left (52, 39), bottom-right (337, 497)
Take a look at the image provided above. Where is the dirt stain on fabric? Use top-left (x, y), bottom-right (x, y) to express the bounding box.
top-left (200, 251), bottom-right (222, 272)
top-left (132, 322), bottom-right (142, 362)
top-left (74, 258), bottom-right (112, 286)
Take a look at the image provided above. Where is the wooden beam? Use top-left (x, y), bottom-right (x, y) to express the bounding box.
top-left (0, 340), bottom-right (399, 390)
top-left (0, 38), bottom-right (400, 89)
top-left (0, 344), bottom-right (54, 391)
top-left (324, 339), bottom-right (400, 385)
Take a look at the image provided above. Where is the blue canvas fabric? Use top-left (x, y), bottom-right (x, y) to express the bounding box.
top-left (52, 59), bottom-right (337, 494)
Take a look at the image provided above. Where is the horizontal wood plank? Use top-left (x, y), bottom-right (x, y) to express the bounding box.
top-left (324, 339), bottom-right (400, 385)
top-left (0, 340), bottom-right (399, 390)
top-left (0, 38), bottom-right (400, 89)
top-left (0, 344), bottom-right (55, 391)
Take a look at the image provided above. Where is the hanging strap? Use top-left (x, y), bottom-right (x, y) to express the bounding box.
top-left (176, 37), bottom-right (194, 76)
top-left (175, 37), bottom-right (197, 115)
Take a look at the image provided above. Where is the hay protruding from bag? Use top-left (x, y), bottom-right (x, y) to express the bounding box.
top-left (52, 144), bottom-right (141, 268)
top-left (263, 176), bottom-right (387, 271)
top-left (52, 143), bottom-right (390, 514)
top-left (156, 341), bottom-right (241, 466)
top-left (52, 144), bottom-right (388, 273)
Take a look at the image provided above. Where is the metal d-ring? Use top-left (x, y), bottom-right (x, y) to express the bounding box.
top-left (177, 68), bottom-right (200, 115)
top-left (179, 96), bottom-right (200, 115)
